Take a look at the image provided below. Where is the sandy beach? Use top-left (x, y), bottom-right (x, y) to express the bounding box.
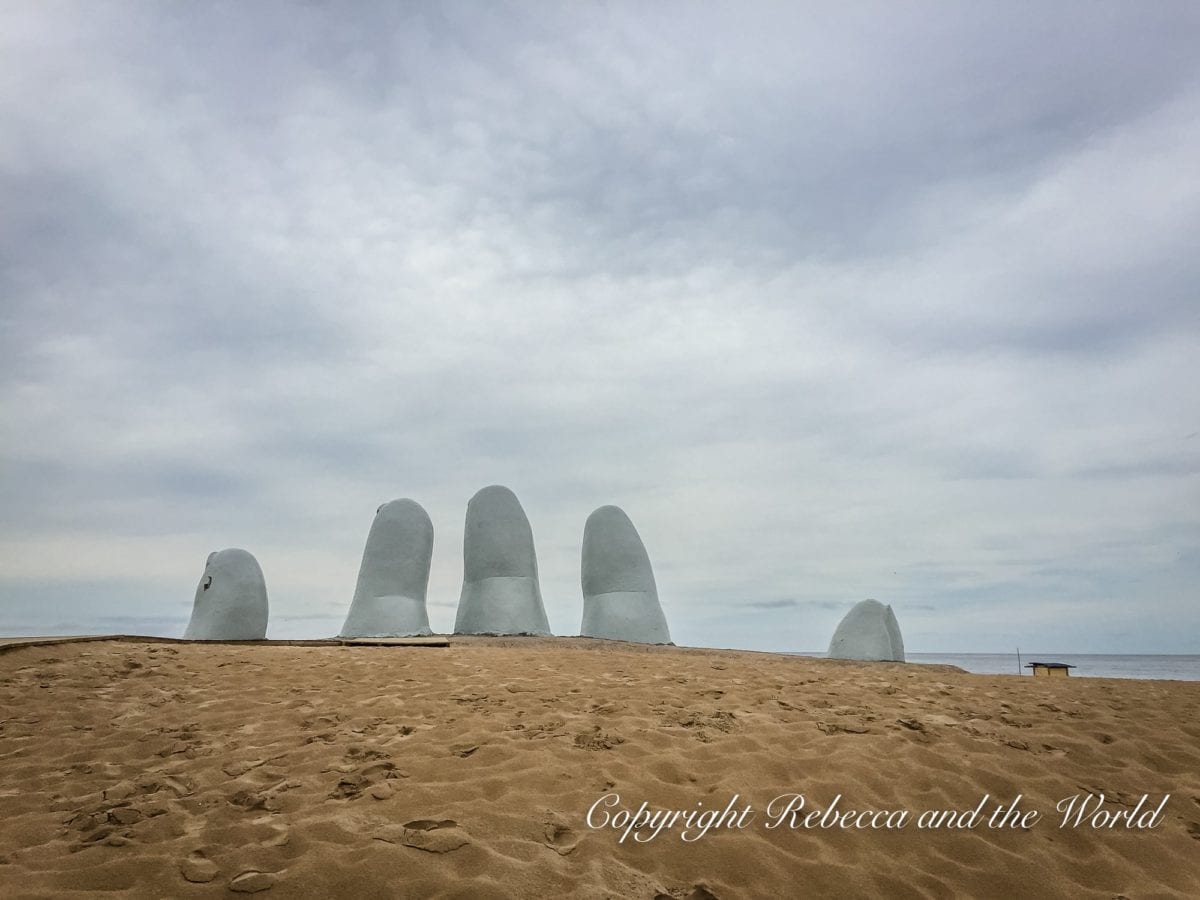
top-left (1, 637), bottom-right (1198, 898)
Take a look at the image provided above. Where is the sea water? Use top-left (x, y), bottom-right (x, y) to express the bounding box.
top-left (788, 652), bottom-right (1200, 680)
top-left (906, 653), bottom-right (1200, 681)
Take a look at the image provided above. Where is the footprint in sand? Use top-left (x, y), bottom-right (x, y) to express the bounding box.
top-left (542, 815), bottom-right (579, 856)
top-left (655, 886), bottom-right (721, 900)
top-left (328, 750), bottom-right (402, 799)
top-left (179, 850), bottom-right (219, 883)
top-left (229, 870), bottom-right (277, 893)
top-left (62, 777), bottom-right (174, 851)
top-left (222, 755), bottom-right (285, 778)
top-left (573, 726), bottom-right (624, 750)
top-left (374, 819), bottom-right (470, 853)
top-left (228, 777), bottom-right (300, 811)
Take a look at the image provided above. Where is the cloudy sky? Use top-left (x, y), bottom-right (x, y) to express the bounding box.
top-left (2, 2), bottom-right (1197, 653)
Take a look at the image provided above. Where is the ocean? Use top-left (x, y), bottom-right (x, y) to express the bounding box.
top-left (906, 652), bottom-right (1200, 681)
top-left (880, 653), bottom-right (1200, 681)
top-left (788, 652), bottom-right (1200, 680)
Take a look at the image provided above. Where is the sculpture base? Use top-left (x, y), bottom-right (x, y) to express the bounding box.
top-left (454, 576), bottom-right (552, 635)
top-left (581, 590), bottom-right (672, 644)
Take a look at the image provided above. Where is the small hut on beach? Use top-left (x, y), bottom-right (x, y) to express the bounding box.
top-left (1025, 661), bottom-right (1076, 677)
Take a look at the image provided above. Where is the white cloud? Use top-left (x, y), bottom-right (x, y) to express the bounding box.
top-left (1, 2), bottom-right (1197, 652)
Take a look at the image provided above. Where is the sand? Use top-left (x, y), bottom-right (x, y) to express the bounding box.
top-left (1, 637), bottom-right (1198, 899)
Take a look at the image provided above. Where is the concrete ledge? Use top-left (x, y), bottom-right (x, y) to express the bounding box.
top-left (333, 636), bottom-right (449, 647)
top-left (0, 634), bottom-right (450, 654)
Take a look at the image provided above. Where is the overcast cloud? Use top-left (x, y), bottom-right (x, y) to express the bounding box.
top-left (2, 1), bottom-right (1197, 653)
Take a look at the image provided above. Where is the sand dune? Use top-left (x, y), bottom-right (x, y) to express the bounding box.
top-left (1, 637), bottom-right (1197, 898)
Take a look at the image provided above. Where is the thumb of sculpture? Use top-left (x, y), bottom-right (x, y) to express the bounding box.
top-left (183, 548), bottom-right (269, 640)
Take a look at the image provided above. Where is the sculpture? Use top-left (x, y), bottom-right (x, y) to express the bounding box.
top-left (580, 505), bottom-right (671, 644)
top-left (183, 548), bottom-right (269, 640)
top-left (453, 485), bottom-right (552, 635)
top-left (826, 599), bottom-right (905, 661)
top-left (339, 498), bottom-right (434, 637)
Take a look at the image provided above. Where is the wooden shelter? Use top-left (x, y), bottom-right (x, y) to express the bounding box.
top-left (1025, 661), bottom-right (1075, 677)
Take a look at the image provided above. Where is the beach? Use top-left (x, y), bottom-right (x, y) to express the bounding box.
top-left (1, 637), bottom-right (1198, 898)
